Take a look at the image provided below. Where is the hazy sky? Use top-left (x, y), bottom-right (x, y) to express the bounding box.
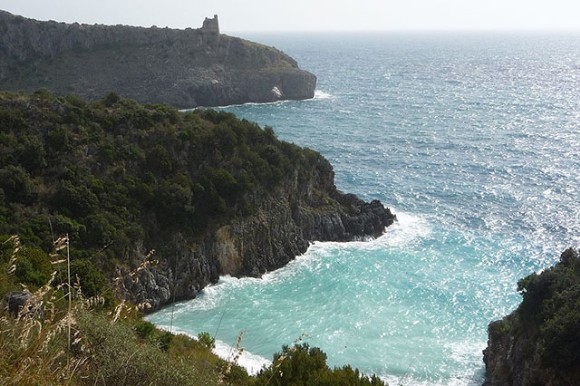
top-left (0, 0), bottom-right (579, 32)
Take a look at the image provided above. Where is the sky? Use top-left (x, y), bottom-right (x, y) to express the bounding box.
top-left (0, 0), bottom-right (579, 32)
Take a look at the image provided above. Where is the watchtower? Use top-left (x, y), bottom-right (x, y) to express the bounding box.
top-left (201, 14), bottom-right (219, 35)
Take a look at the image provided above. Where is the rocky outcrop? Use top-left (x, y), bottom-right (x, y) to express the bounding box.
top-left (0, 90), bottom-right (393, 314)
top-left (0, 10), bottom-right (316, 108)
top-left (2, 291), bottom-right (44, 318)
top-left (483, 248), bottom-right (580, 386)
top-left (118, 168), bottom-right (395, 312)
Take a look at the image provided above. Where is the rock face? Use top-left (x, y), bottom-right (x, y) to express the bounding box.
top-left (483, 248), bottom-right (580, 386)
top-left (119, 170), bottom-right (396, 312)
top-left (0, 11), bottom-right (316, 108)
top-left (2, 291), bottom-right (44, 318)
top-left (0, 91), bottom-right (394, 314)
top-left (2, 291), bottom-right (31, 317)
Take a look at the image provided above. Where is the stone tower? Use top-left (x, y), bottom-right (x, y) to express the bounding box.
top-left (201, 14), bottom-right (219, 35)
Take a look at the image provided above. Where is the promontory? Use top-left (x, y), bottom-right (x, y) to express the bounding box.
top-left (0, 11), bottom-right (317, 108)
top-left (0, 90), bottom-right (395, 311)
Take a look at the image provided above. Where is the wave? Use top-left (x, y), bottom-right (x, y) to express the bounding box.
top-left (179, 90), bottom-right (334, 112)
top-left (313, 90), bottom-right (334, 99)
top-left (156, 209), bottom-right (433, 310)
top-left (213, 339), bottom-right (271, 375)
top-left (185, 90), bottom-right (334, 111)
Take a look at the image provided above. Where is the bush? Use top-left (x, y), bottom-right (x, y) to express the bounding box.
top-left (134, 320), bottom-right (156, 339)
top-left (197, 331), bottom-right (216, 349)
top-left (253, 344), bottom-right (386, 386)
top-left (52, 181), bottom-right (99, 218)
top-left (77, 310), bottom-right (217, 386)
top-left (13, 247), bottom-right (53, 287)
top-left (515, 248), bottom-right (580, 370)
top-left (0, 166), bottom-right (35, 204)
top-left (55, 259), bottom-right (108, 299)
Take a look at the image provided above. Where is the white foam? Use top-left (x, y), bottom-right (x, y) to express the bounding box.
top-left (213, 339), bottom-right (272, 375)
top-left (376, 211), bottom-right (432, 247)
top-left (179, 89), bottom-right (334, 111)
top-left (314, 90), bottom-right (334, 99)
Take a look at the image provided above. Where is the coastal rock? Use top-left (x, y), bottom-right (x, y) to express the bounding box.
top-left (117, 165), bottom-right (396, 311)
top-left (483, 248), bottom-right (580, 386)
top-left (0, 91), bottom-right (394, 313)
top-left (0, 11), bottom-right (316, 108)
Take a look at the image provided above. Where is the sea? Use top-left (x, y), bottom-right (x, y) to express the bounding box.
top-left (147, 32), bottom-right (580, 385)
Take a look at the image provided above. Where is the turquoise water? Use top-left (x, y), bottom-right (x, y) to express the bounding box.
top-left (148, 33), bottom-right (580, 385)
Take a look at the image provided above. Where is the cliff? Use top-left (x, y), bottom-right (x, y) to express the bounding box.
top-left (120, 186), bottom-right (394, 310)
top-left (483, 248), bottom-right (580, 386)
top-left (0, 91), bottom-right (395, 311)
top-left (0, 11), bottom-right (316, 108)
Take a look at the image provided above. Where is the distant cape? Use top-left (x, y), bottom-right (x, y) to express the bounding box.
top-left (0, 11), bottom-right (317, 108)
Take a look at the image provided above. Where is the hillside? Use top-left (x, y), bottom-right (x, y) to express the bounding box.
top-left (0, 11), bottom-right (316, 108)
top-left (483, 248), bottom-right (580, 386)
top-left (0, 90), bottom-right (395, 310)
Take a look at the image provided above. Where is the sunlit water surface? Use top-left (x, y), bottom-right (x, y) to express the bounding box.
top-left (148, 33), bottom-right (580, 385)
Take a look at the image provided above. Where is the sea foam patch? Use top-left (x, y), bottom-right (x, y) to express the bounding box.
top-left (313, 90), bottom-right (334, 99)
top-left (213, 339), bottom-right (272, 375)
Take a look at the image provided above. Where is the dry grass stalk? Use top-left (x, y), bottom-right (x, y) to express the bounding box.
top-left (3, 235), bottom-right (21, 275)
top-left (112, 249), bottom-right (157, 312)
top-left (218, 329), bottom-right (246, 384)
top-left (0, 233), bottom-right (105, 385)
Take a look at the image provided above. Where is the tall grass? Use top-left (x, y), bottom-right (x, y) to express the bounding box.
top-left (0, 235), bottom-right (221, 385)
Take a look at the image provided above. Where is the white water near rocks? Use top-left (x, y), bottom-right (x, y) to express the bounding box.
top-left (148, 32), bottom-right (580, 385)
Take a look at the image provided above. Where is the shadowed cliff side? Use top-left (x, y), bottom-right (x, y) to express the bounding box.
top-left (0, 11), bottom-right (316, 108)
top-left (483, 248), bottom-right (580, 386)
top-left (0, 91), bottom-right (395, 312)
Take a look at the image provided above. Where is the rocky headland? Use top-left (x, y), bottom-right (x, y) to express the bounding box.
top-left (483, 248), bottom-right (580, 386)
top-left (0, 11), bottom-right (316, 108)
top-left (0, 91), bottom-right (395, 312)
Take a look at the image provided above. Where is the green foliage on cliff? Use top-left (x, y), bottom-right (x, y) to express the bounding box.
top-left (516, 247), bottom-right (580, 369)
top-left (486, 248), bottom-right (580, 385)
top-left (252, 343), bottom-right (386, 386)
top-left (0, 90), bottom-right (332, 298)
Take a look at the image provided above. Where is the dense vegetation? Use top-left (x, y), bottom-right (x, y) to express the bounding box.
top-left (486, 248), bottom-right (580, 384)
top-left (0, 89), bottom-right (331, 298)
top-left (515, 247), bottom-right (580, 369)
top-left (0, 91), bottom-right (387, 385)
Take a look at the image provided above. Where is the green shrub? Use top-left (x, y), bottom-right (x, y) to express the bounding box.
top-left (197, 331), bottom-right (216, 349)
top-left (515, 248), bottom-right (580, 371)
top-left (253, 344), bottom-right (386, 386)
top-left (55, 259), bottom-right (108, 299)
top-left (134, 320), bottom-right (156, 339)
top-left (14, 247), bottom-right (52, 287)
top-left (52, 181), bottom-right (99, 218)
top-left (0, 165), bottom-right (35, 204)
top-left (77, 311), bottom-right (216, 386)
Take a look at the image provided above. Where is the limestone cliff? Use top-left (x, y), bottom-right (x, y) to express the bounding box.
top-left (0, 11), bottom-right (316, 108)
top-left (0, 91), bottom-right (394, 313)
top-left (483, 248), bottom-right (580, 386)
top-left (118, 166), bottom-right (395, 311)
